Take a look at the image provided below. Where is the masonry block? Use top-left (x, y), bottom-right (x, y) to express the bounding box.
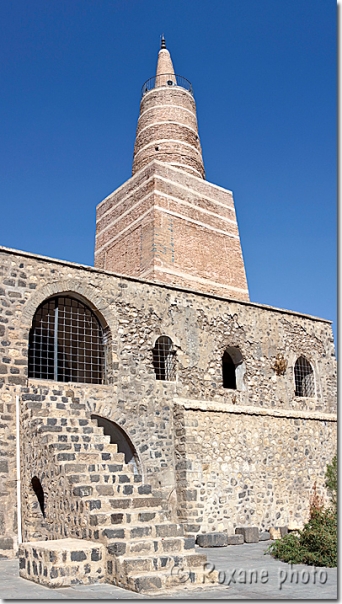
top-left (235, 527), bottom-right (259, 543)
top-left (227, 534), bottom-right (244, 545)
top-left (196, 532), bottom-right (228, 547)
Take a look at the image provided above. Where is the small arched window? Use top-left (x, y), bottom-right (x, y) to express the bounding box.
top-left (31, 476), bottom-right (45, 518)
top-left (294, 356), bottom-right (315, 397)
top-left (152, 336), bottom-right (176, 381)
top-left (222, 351), bottom-right (236, 389)
top-left (28, 295), bottom-right (106, 384)
top-left (222, 346), bottom-right (245, 390)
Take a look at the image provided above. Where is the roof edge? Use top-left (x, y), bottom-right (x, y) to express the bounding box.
top-left (0, 245), bottom-right (332, 324)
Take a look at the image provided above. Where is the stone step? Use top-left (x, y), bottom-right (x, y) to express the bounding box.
top-left (61, 456), bottom-right (130, 476)
top-left (39, 417), bottom-right (98, 427)
top-left (42, 432), bottom-right (111, 445)
top-left (89, 507), bottom-right (171, 528)
top-left (106, 534), bottom-right (195, 557)
top-left (66, 478), bottom-right (154, 503)
top-left (95, 521), bottom-right (185, 542)
top-left (113, 551), bottom-right (209, 592)
top-left (82, 495), bottom-right (161, 514)
top-left (37, 424), bottom-right (105, 436)
top-left (18, 538), bottom-right (106, 588)
top-left (55, 450), bottom-right (123, 464)
top-left (48, 442), bottom-right (118, 454)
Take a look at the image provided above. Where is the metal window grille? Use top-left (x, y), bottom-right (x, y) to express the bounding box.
top-left (294, 356), bottom-right (315, 397)
top-left (28, 296), bottom-right (105, 384)
top-left (152, 336), bottom-right (176, 381)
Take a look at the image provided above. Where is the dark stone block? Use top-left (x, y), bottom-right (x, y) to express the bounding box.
top-left (123, 485), bottom-right (133, 495)
top-left (88, 500), bottom-right (101, 510)
top-left (19, 557), bottom-right (25, 569)
top-left (138, 485), bottom-right (151, 495)
top-left (50, 566), bottom-right (58, 579)
top-left (103, 528), bottom-right (125, 539)
top-left (235, 527), bottom-right (259, 543)
top-left (131, 526), bottom-right (151, 538)
top-left (134, 576), bottom-right (162, 591)
top-left (196, 532), bottom-right (228, 547)
top-left (71, 550), bottom-right (87, 562)
top-left (184, 537), bottom-right (196, 549)
top-left (184, 489), bottom-right (197, 502)
top-left (227, 534), bottom-right (244, 545)
top-left (107, 464), bottom-right (123, 473)
top-left (0, 538), bottom-right (13, 549)
top-left (91, 548), bottom-right (102, 561)
top-left (0, 460), bottom-right (9, 473)
top-left (107, 542), bottom-right (126, 556)
top-left (73, 486), bottom-right (93, 497)
top-left (111, 513), bottom-right (124, 524)
top-left (119, 474), bottom-right (130, 483)
top-left (109, 498), bottom-right (130, 509)
top-left (276, 526), bottom-right (288, 537)
top-left (32, 560), bottom-right (38, 575)
top-left (259, 531), bottom-right (271, 541)
top-left (138, 512), bottom-right (155, 522)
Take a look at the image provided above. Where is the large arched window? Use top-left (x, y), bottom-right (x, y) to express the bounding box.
top-left (28, 296), bottom-right (105, 384)
top-left (294, 356), bottom-right (315, 397)
top-left (152, 336), bottom-right (176, 381)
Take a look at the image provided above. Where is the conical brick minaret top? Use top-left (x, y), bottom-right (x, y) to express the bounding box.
top-left (95, 39), bottom-right (249, 302)
top-left (132, 38), bottom-right (205, 179)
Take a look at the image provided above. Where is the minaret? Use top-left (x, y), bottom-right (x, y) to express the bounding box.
top-left (132, 37), bottom-right (205, 179)
top-left (95, 39), bottom-right (249, 302)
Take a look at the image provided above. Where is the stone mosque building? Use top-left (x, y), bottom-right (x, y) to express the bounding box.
top-left (0, 40), bottom-right (337, 591)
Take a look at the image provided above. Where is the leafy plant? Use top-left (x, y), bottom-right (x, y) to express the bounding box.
top-left (266, 454), bottom-right (337, 567)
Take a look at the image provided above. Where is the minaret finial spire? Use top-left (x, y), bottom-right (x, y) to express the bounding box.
top-left (160, 34), bottom-right (166, 49)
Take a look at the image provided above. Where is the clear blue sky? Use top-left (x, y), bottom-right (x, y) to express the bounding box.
top-left (0, 1), bottom-right (336, 339)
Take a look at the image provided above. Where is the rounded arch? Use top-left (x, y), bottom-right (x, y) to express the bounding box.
top-left (90, 415), bottom-right (141, 475)
top-left (28, 294), bottom-right (111, 384)
top-left (294, 355), bottom-right (315, 397)
top-left (31, 476), bottom-right (45, 518)
top-left (152, 335), bottom-right (176, 381)
top-left (21, 279), bottom-right (115, 331)
top-left (222, 346), bottom-right (246, 391)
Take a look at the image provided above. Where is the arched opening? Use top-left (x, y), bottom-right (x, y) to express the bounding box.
top-left (222, 347), bottom-right (246, 390)
top-left (222, 351), bottom-right (236, 389)
top-left (28, 295), bottom-right (108, 384)
top-left (31, 476), bottom-right (45, 518)
top-left (294, 356), bottom-right (315, 397)
top-left (91, 415), bottom-right (140, 474)
top-left (152, 336), bottom-right (176, 381)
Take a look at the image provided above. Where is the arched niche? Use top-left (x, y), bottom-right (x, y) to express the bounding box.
top-left (91, 415), bottom-right (141, 474)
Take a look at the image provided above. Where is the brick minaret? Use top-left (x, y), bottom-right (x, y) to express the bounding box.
top-left (95, 38), bottom-right (249, 301)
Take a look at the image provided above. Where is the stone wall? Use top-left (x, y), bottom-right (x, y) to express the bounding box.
top-left (174, 403), bottom-right (337, 535)
top-left (0, 246), bottom-right (337, 556)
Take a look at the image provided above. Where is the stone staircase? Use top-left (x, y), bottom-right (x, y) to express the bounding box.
top-left (19, 388), bottom-right (209, 592)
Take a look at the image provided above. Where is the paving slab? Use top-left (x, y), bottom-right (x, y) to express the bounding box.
top-left (0, 542), bottom-right (337, 600)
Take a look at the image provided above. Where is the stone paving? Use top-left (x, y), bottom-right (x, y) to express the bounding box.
top-left (0, 542), bottom-right (337, 600)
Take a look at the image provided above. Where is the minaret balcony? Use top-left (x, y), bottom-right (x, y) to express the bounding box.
top-left (141, 73), bottom-right (193, 97)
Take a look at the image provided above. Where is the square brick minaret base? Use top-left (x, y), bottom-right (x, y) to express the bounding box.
top-left (95, 160), bottom-right (249, 301)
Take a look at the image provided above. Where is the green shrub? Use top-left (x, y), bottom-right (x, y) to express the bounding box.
top-left (325, 453), bottom-right (337, 509)
top-left (266, 454), bottom-right (337, 567)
